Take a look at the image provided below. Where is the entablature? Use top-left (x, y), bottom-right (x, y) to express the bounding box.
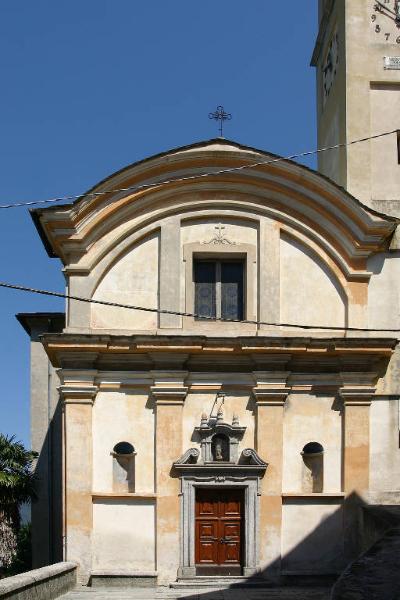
top-left (43, 334), bottom-right (397, 385)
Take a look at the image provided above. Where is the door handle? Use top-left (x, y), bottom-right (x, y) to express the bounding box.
top-left (220, 537), bottom-right (233, 544)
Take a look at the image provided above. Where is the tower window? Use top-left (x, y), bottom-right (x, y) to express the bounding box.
top-left (194, 259), bottom-right (244, 321)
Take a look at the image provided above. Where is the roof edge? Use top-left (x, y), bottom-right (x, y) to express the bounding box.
top-left (16, 312), bottom-right (65, 336)
top-left (29, 136), bottom-right (400, 259)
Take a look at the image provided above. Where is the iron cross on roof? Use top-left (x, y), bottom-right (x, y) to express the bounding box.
top-left (208, 105), bottom-right (232, 137)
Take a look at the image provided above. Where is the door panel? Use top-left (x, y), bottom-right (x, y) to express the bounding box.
top-left (224, 500), bottom-right (241, 515)
top-left (195, 488), bottom-right (243, 575)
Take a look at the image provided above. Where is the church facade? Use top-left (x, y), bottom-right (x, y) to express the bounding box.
top-left (18, 0), bottom-right (400, 588)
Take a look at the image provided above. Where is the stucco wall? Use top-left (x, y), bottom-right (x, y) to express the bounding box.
top-left (68, 211), bottom-right (393, 338)
top-left (282, 394), bottom-right (342, 494)
top-left (370, 86), bottom-right (400, 202)
top-left (281, 498), bottom-right (344, 573)
top-left (92, 391), bottom-right (154, 493)
top-left (368, 252), bottom-right (400, 331)
top-left (280, 235), bottom-right (346, 328)
top-left (92, 499), bottom-right (155, 571)
top-left (91, 232), bottom-right (159, 330)
top-left (370, 399), bottom-right (400, 492)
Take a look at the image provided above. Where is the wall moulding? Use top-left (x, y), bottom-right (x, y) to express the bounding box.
top-left (91, 492), bottom-right (156, 500)
top-left (33, 140), bottom-right (396, 281)
top-left (43, 335), bottom-right (397, 375)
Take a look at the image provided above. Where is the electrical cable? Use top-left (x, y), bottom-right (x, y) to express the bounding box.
top-left (0, 128), bottom-right (398, 210)
top-left (1, 280), bottom-right (399, 333)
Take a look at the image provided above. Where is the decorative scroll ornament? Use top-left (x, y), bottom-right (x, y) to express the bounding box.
top-left (240, 448), bottom-right (268, 467)
top-left (201, 223), bottom-right (237, 246)
top-left (174, 448), bottom-right (200, 465)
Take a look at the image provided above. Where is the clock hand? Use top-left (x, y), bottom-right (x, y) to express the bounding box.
top-left (374, 0), bottom-right (400, 22)
top-left (375, 0), bottom-right (396, 18)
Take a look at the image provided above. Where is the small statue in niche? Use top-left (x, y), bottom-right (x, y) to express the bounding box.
top-left (215, 440), bottom-right (223, 461)
top-left (212, 434), bottom-right (229, 461)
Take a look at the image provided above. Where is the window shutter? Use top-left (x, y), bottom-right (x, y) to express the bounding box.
top-left (194, 261), bottom-right (216, 319)
top-left (221, 262), bottom-right (244, 320)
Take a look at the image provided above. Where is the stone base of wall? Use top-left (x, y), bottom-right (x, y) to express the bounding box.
top-left (90, 571), bottom-right (157, 588)
top-left (0, 562), bottom-right (77, 600)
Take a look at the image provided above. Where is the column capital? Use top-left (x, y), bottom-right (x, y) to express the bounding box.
top-left (151, 386), bottom-right (188, 405)
top-left (59, 385), bottom-right (98, 405)
top-left (339, 391), bottom-right (374, 407)
top-left (252, 390), bottom-right (290, 406)
top-left (339, 372), bottom-right (377, 406)
top-left (252, 371), bottom-right (291, 406)
top-left (339, 371), bottom-right (378, 388)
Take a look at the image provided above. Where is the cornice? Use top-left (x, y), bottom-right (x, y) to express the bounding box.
top-left (42, 335), bottom-right (397, 374)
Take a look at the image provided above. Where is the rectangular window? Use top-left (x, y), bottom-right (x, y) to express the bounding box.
top-left (194, 259), bottom-right (244, 321)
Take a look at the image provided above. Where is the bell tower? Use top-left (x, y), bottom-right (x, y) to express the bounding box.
top-left (312, 0), bottom-right (400, 215)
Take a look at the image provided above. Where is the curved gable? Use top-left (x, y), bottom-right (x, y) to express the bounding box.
top-left (32, 138), bottom-right (398, 333)
top-left (33, 138), bottom-right (396, 277)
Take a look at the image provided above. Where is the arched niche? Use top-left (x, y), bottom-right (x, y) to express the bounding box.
top-left (111, 441), bottom-right (137, 493)
top-left (301, 442), bottom-right (324, 493)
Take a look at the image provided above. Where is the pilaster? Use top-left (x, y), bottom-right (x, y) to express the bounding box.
top-left (258, 220), bottom-right (280, 330)
top-left (339, 373), bottom-right (376, 494)
top-left (339, 373), bottom-right (376, 562)
top-left (60, 375), bottom-right (98, 585)
top-left (159, 217), bottom-right (181, 329)
top-left (252, 372), bottom-right (290, 580)
top-left (151, 371), bottom-right (188, 584)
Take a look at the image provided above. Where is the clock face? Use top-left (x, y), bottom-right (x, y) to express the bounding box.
top-left (322, 30), bottom-right (339, 102)
top-left (371, 1), bottom-right (400, 43)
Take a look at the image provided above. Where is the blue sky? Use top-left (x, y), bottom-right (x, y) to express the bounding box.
top-left (0, 1), bottom-right (318, 448)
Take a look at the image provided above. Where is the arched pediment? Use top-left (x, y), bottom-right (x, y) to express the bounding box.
top-left (32, 138), bottom-right (397, 281)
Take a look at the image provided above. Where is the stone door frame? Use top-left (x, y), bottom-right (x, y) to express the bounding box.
top-left (178, 474), bottom-right (261, 578)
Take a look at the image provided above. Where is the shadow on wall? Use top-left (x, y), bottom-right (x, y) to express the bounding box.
top-left (31, 398), bottom-right (400, 597)
top-left (171, 492), bottom-right (400, 599)
top-left (31, 398), bottom-right (64, 568)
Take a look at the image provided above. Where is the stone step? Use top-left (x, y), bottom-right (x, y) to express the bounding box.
top-left (62, 586), bottom-right (331, 599)
top-left (171, 576), bottom-right (273, 588)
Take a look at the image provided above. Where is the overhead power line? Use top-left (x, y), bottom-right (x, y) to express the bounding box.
top-left (1, 280), bottom-right (399, 334)
top-left (0, 128), bottom-right (398, 210)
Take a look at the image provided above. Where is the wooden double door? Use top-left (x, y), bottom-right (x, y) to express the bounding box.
top-left (195, 488), bottom-right (243, 576)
